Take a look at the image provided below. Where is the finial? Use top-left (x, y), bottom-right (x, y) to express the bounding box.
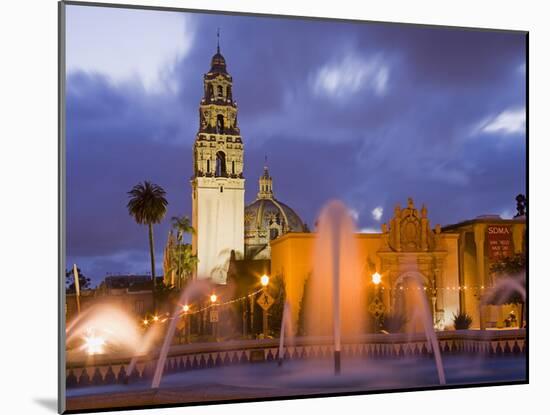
top-left (217, 28), bottom-right (220, 53)
top-left (264, 154), bottom-right (268, 169)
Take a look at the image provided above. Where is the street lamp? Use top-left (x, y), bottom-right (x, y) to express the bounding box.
top-left (210, 294), bottom-right (218, 340)
top-left (371, 272), bottom-right (383, 333)
top-left (259, 274), bottom-right (270, 338)
top-left (182, 304), bottom-right (190, 343)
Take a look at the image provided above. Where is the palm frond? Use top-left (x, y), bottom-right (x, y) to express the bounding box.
top-left (127, 181), bottom-right (168, 225)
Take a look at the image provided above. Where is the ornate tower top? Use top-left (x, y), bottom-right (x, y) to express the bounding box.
top-left (193, 37), bottom-right (243, 179)
top-left (257, 158), bottom-right (274, 199)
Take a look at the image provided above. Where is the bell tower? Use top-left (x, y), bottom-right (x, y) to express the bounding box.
top-left (191, 35), bottom-right (245, 284)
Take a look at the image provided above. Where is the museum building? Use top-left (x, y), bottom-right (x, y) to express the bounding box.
top-left (183, 43), bottom-right (526, 333)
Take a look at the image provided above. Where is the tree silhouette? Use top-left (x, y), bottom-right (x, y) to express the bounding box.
top-left (515, 194), bottom-right (527, 217)
top-left (127, 181), bottom-right (168, 311)
top-left (65, 267), bottom-right (91, 294)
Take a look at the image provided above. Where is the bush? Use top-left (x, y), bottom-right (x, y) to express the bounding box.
top-left (453, 312), bottom-right (473, 330)
top-left (380, 312), bottom-right (407, 333)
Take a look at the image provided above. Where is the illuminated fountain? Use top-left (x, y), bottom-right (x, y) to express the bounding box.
top-left (304, 200), bottom-right (365, 374)
top-left (277, 200), bottom-right (445, 383)
top-left (66, 202), bottom-right (528, 400)
top-left (151, 279), bottom-right (215, 388)
top-left (277, 300), bottom-right (294, 367)
top-left (482, 272), bottom-right (526, 328)
top-left (401, 273), bottom-right (446, 384)
top-left (66, 304), bottom-right (144, 358)
top-left (483, 273), bottom-right (526, 305)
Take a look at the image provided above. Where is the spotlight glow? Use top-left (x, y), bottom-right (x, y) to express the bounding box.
top-left (260, 275), bottom-right (270, 287)
top-left (210, 294), bottom-right (217, 303)
top-left (82, 332), bottom-right (106, 355)
top-left (372, 272), bottom-right (382, 285)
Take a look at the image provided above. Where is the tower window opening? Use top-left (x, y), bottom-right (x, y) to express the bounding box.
top-left (215, 151), bottom-right (227, 177)
top-left (207, 159), bottom-right (210, 173)
top-left (220, 186), bottom-right (223, 193)
top-left (217, 85), bottom-right (223, 98)
top-left (216, 114), bottom-right (225, 133)
top-left (232, 161), bottom-right (235, 175)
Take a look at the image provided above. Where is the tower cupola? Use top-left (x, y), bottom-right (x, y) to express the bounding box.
top-left (257, 162), bottom-right (273, 199)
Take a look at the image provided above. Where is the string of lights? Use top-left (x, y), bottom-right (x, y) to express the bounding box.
top-left (378, 285), bottom-right (489, 291)
top-left (140, 282), bottom-right (494, 326)
top-left (142, 288), bottom-right (264, 326)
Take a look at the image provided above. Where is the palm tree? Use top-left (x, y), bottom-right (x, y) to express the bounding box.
top-left (170, 215), bottom-right (197, 288)
top-left (171, 215), bottom-right (194, 243)
top-left (127, 181), bottom-right (168, 311)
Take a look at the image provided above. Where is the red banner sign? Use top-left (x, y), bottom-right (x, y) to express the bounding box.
top-left (487, 225), bottom-right (513, 261)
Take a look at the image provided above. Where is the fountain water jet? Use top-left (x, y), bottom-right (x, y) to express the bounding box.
top-left (482, 272), bottom-right (526, 329)
top-left (277, 301), bottom-right (293, 366)
top-left (405, 273), bottom-right (446, 385)
top-left (483, 273), bottom-right (526, 304)
top-left (66, 304), bottom-right (143, 355)
top-left (305, 200), bottom-right (365, 375)
top-left (151, 279), bottom-right (214, 389)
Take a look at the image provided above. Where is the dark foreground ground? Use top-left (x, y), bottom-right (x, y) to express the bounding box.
top-left (66, 355), bottom-right (526, 412)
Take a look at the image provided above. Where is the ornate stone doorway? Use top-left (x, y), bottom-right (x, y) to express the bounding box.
top-left (375, 198), bottom-right (457, 331)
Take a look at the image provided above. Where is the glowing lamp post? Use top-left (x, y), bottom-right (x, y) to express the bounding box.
top-left (210, 294), bottom-right (219, 341)
top-left (259, 275), bottom-right (271, 338)
top-left (370, 272), bottom-right (384, 333)
top-left (182, 304), bottom-right (190, 343)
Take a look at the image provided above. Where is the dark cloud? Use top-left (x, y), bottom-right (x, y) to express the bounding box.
top-left (65, 9), bottom-right (526, 285)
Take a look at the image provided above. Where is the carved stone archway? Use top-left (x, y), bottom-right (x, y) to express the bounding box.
top-left (377, 198), bottom-right (448, 330)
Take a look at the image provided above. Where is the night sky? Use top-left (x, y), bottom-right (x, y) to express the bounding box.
top-left (65, 5), bottom-right (526, 286)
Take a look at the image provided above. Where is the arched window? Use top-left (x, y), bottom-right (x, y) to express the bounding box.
top-left (217, 85), bottom-right (223, 98)
top-left (216, 114), bottom-right (224, 133)
top-left (206, 159), bottom-right (210, 173)
top-left (232, 161), bottom-right (235, 175)
top-left (269, 228), bottom-right (279, 241)
top-left (215, 151), bottom-right (227, 177)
